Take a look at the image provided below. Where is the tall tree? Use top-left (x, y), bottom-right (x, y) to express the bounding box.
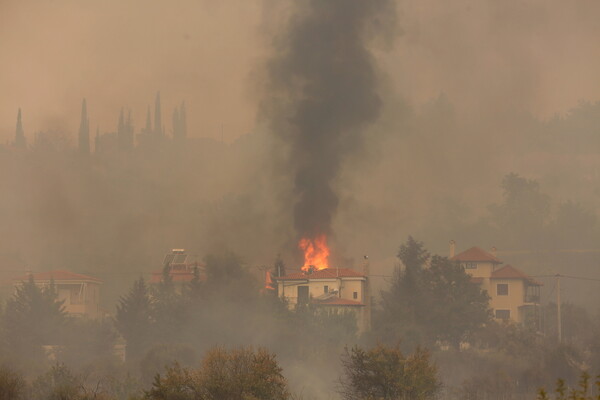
top-left (490, 173), bottom-right (551, 248)
top-left (154, 92), bottom-right (163, 137)
top-left (78, 98), bottom-right (90, 155)
top-left (2, 276), bottom-right (67, 363)
top-left (14, 108), bottom-right (26, 149)
top-left (151, 265), bottom-right (189, 343)
top-left (378, 237), bottom-right (490, 348)
top-left (115, 277), bottom-right (153, 360)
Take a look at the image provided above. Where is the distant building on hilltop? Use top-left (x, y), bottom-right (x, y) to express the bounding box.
top-left (12, 270), bottom-right (103, 318)
top-left (450, 243), bottom-right (541, 326)
top-left (275, 266), bottom-right (372, 333)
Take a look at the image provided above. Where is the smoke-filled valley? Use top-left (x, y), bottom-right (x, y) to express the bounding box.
top-left (1, 1), bottom-right (600, 399)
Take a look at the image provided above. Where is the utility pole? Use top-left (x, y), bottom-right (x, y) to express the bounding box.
top-left (556, 274), bottom-right (562, 343)
top-left (363, 255), bottom-right (371, 332)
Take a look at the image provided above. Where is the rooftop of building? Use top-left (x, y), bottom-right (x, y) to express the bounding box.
top-left (491, 264), bottom-right (542, 285)
top-left (275, 267), bottom-right (365, 280)
top-left (12, 270), bottom-right (102, 284)
top-left (451, 246), bottom-right (502, 263)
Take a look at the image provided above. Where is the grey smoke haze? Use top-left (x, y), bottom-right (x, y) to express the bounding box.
top-left (4, 1), bottom-right (600, 143)
top-left (263, 0), bottom-right (396, 243)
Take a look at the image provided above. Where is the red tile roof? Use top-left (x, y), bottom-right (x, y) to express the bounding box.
top-left (275, 268), bottom-right (365, 280)
top-left (12, 270), bottom-right (102, 283)
top-left (312, 297), bottom-right (365, 306)
top-left (491, 265), bottom-right (542, 285)
top-left (452, 246), bottom-right (501, 263)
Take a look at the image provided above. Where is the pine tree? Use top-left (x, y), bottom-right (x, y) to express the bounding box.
top-left (78, 99), bottom-right (90, 155)
top-left (172, 102), bottom-right (187, 143)
top-left (154, 92), bottom-right (162, 137)
top-left (151, 264), bottom-right (189, 343)
top-left (2, 276), bottom-right (67, 363)
top-left (14, 108), bottom-right (26, 149)
top-left (125, 109), bottom-right (134, 150)
top-left (378, 237), bottom-right (490, 348)
top-left (172, 107), bottom-right (180, 141)
top-left (115, 277), bottom-right (153, 360)
top-left (94, 126), bottom-right (100, 153)
top-left (144, 106), bottom-right (152, 135)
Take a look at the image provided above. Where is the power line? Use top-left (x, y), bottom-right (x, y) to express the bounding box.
top-left (531, 274), bottom-right (600, 283)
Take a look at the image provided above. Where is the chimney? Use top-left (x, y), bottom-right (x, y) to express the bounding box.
top-left (449, 240), bottom-right (456, 258)
top-left (491, 246), bottom-right (497, 258)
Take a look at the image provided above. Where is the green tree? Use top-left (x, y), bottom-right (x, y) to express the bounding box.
top-left (0, 366), bottom-right (26, 400)
top-left (423, 255), bottom-right (490, 346)
top-left (203, 251), bottom-right (258, 301)
top-left (151, 265), bottom-right (189, 344)
top-left (145, 347), bottom-right (290, 400)
top-left (144, 362), bottom-right (198, 400)
top-left (552, 201), bottom-right (598, 249)
top-left (538, 372), bottom-right (600, 400)
top-left (2, 276), bottom-right (67, 364)
top-left (115, 277), bottom-right (153, 361)
top-left (339, 344), bottom-right (440, 400)
top-left (490, 173), bottom-right (551, 248)
top-left (30, 363), bottom-right (83, 400)
top-left (378, 237), bottom-right (490, 347)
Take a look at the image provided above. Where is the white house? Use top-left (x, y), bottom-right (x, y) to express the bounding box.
top-left (275, 267), bottom-right (371, 333)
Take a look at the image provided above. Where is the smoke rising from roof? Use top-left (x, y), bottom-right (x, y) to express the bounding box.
top-left (263, 0), bottom-right (396, 242)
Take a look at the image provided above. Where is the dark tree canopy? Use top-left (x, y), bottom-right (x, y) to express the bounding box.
top-left (115, 277), bottom-right (153, 360)
top-left (378, 237), bottom-right (490, 348)
top-left (2, 276), bottom-right (67, 364)
top-left (339, 344), bottom-right (440, 400)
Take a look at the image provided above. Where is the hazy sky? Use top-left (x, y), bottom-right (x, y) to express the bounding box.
top-left (2, 0), bottom-right (600, 143)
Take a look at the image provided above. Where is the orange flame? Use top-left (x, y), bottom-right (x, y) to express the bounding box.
top-left (299, 234), bottom-right (330, 271)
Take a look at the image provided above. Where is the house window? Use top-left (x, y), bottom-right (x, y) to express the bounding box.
top-left (324, 285), bottom-right (329, 293)
top-left (464, 262), bottom-right (477, 269)
top-left (353, 291), bottom-right (358, 300)
top-left (495, 309), bottom-right (511, 320)
top-left (497, 283), bottom-right (509, 296)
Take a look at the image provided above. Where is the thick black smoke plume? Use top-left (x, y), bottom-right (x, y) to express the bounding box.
top-left (265, 0), bottom-right (396, 242)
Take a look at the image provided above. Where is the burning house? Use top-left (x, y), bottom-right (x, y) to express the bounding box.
top-left (275, 265), bottom-right (371, 333)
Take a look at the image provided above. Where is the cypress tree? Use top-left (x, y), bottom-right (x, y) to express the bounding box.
top-left (14, 108), bottom-right (26, 149)
top-left (144, 106), bottom-right (152, 135)
top-left (78, 99), bottom-right (90, 155)
top-left (154, 91), bottom-right (162, 137)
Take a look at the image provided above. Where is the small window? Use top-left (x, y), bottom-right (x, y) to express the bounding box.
top-left (497, 283), bottom-right (509, 296)
top-left (495, 309), bottom-right (511, 320)
top-left (464, 262), bottom-right (477, 269)
top-left (324, 285), bottom-right (329, 293)
top-left (353, 291), bottom-right (358, 300)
